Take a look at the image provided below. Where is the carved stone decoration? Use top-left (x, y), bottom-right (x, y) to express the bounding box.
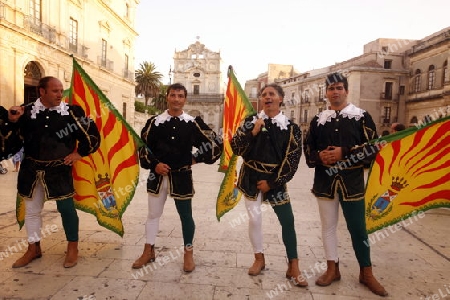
top-left (24, 61), bottom-right (41, 80)
top-left (189, 41), bottom-right (205, 54)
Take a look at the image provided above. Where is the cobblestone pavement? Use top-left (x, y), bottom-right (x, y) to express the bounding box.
top-left (0, 157), bottom-right (448, 300)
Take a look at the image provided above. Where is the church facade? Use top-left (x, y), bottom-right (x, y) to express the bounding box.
top-left (171, 39), bottom-right (224, 131)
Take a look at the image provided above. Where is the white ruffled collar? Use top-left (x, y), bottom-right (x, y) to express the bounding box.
top-left (154, 110), bottom-right (195, 126)
top-left (30, 98), bottom-right (70, 119)
top-left (252, 110), bottom-right (289, 130)
top-left (316, 103), bottom-right (365, 126)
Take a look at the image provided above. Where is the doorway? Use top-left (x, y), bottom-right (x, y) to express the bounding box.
top-left (23, 61), bottom-right (42, 104)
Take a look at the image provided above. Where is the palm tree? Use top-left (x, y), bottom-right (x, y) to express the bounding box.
top-left (154, 85), bottom-right (168, 112)
top-left (135, 61), bottom-right (163, 106)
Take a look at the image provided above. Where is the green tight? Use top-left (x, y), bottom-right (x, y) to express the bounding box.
top-left (273, 202), bottom-right (298, 259)
top-left (174, 199), bottom-right (195, 246)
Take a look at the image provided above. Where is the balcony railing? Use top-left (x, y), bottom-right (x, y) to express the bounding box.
top-left (187, 94), bottom-right (224, 103)
top-left (97, 57), bottom-right (114, 71)
top-left (380, 92), bottom-right (392, 100)
top-left (379, 116), bottom-right (391, 124)
top-left (380, 92), bottom-right (399, 101)
top-left (122, 69), bottom-right (134, 81)
top-left (23, 16), bottom-right (56, 44)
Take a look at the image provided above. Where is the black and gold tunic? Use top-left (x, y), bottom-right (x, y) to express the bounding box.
top-left (139, 111), bottom-right (222, 199)
top-left (0, 101), bottom-right (100, 200)
top-left (304, 103), bottom-right (378, 201)
top-left (231, 111), bottom-right (301, 206)
top-left (0, 106), bottom-right (22, 160)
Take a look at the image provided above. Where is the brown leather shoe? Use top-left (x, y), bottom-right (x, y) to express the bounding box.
top-left (12, 242), bottom-right (42, 268)
top-left (248, 253), bottom-right (265, 276)
top-left (183, 246), bottom-right (195, 272)
top-left (315, 260), bottom-right (341, 286)
top-left (360, 266), bottom-right (388, 296)
top-left (286, 258), bottom-right (308, 287)
top-left (132, 244), bottom-right (155, 269)
top-left (64, 241), bottom-right (78, 268)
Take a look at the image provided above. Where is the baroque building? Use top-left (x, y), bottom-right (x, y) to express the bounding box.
top-left (406, 29), bottom-right (450, 127)
top-left (171, 39), bottom-right (224, 131)
top-left (0, 0), bottom-right (139, 123)
top-left (246, 27), bottom-right (450, 137)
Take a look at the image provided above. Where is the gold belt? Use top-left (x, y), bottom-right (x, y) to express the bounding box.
top-left (243, 160), bottom-right (279, 173)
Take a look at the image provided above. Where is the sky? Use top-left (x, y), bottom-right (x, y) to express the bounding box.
top-left (134, 0), bottom-right (450, 84)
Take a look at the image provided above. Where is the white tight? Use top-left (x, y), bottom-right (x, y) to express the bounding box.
top-left (316, 194), bottom-right (340, 262)
top-left (244, 193), bottom-right (264, 254)
top-left (144, 176), bottom-right (169, 245)
top-left (25, 179), bottom-right (45, 243)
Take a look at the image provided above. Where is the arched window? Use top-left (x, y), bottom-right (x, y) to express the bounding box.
top-left (410, 116), bottom-right (418, 124)
top-left (427, 65), bottom-right (435, 90)
top-left (443, 60), bottom-right (449, 83)
top-left (24, 61), bottom-right (42, 83)
top-left (414, 69), bottom-right (421, 92)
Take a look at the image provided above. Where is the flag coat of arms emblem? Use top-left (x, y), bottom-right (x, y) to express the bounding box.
top-left (365, 115), bottom-right (450, 233)
top-left (68, 57), bottom-right (143, 236)
top-left (216, 66), bottom-right (255, 220)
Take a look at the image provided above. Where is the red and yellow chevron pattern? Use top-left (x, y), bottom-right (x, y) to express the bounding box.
top-left (216, 66), bottom-right (255, 220)
top-left (69, 58), bottom-right (142, 236)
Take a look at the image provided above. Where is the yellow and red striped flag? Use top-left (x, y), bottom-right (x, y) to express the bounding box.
top-left (68, 57), bottom-right (143, 236)
top-left (216, 66), bottom-right (255, 220)
top-left (365, 115), bottom-right (450, 233)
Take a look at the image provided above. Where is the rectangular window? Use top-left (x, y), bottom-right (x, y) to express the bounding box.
top-left (383, 107), bottom-right (391, 123)
top-left (124, 54), bottom-right (129, 78)
top-left (303, 109), bottom-right (308, 123)
top-left (69, 18), bottom-right (78, 52)
top-left (319, 86), bottom-right (324, 100)
top-left (303, 90), bottom-right (310, 103)
top-left (384, 82), bottom-right (393, 99)
top-left (193, 85), bottom-right (199, 95)
top-left (101, 39), bottom-right (107, 67)
top-left (30, 0), bottom-right (41, 23)
top-left (122, 102), bottom-right (127, 119)
top-left (399, 85), bottom-right (405, 95)
top-left (384, 60), bottom-right (392, 69)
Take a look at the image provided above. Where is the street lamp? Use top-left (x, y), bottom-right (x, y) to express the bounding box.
top-left (169, 65), bottom-right (173, 85)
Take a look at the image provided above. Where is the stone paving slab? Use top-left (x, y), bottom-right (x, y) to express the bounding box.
top-left (0, 157), bottom-right (449, 300)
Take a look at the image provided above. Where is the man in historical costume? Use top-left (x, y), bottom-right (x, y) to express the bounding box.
top-left (230, 83), bottom-right (307, 287)
top-left (304, 72), bottom-right (388, 296)
top-left (3, 76), bottom-right (100, 268)
top-left (134, 83), bottom-right (222, 272)
top-left (0, 105), bottom-right (22, 161)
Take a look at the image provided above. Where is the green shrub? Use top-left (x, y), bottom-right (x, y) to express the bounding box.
top-left (135, 101), bottom-right (158, 114)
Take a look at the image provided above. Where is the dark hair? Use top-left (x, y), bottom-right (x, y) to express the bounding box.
top-left (38, 76), bottom-right (57, 90)
top-left (260, 83), bottom-right (285, 98)
top-left (393, 123), bottom-right (406, 131)
top-left (325, 72), bottom-right (348, 91)
top-left (167, 83), bottom-right (187, 97)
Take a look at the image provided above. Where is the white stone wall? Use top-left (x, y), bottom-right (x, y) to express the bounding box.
top-left (0, 0), bottom-right (138, 123)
